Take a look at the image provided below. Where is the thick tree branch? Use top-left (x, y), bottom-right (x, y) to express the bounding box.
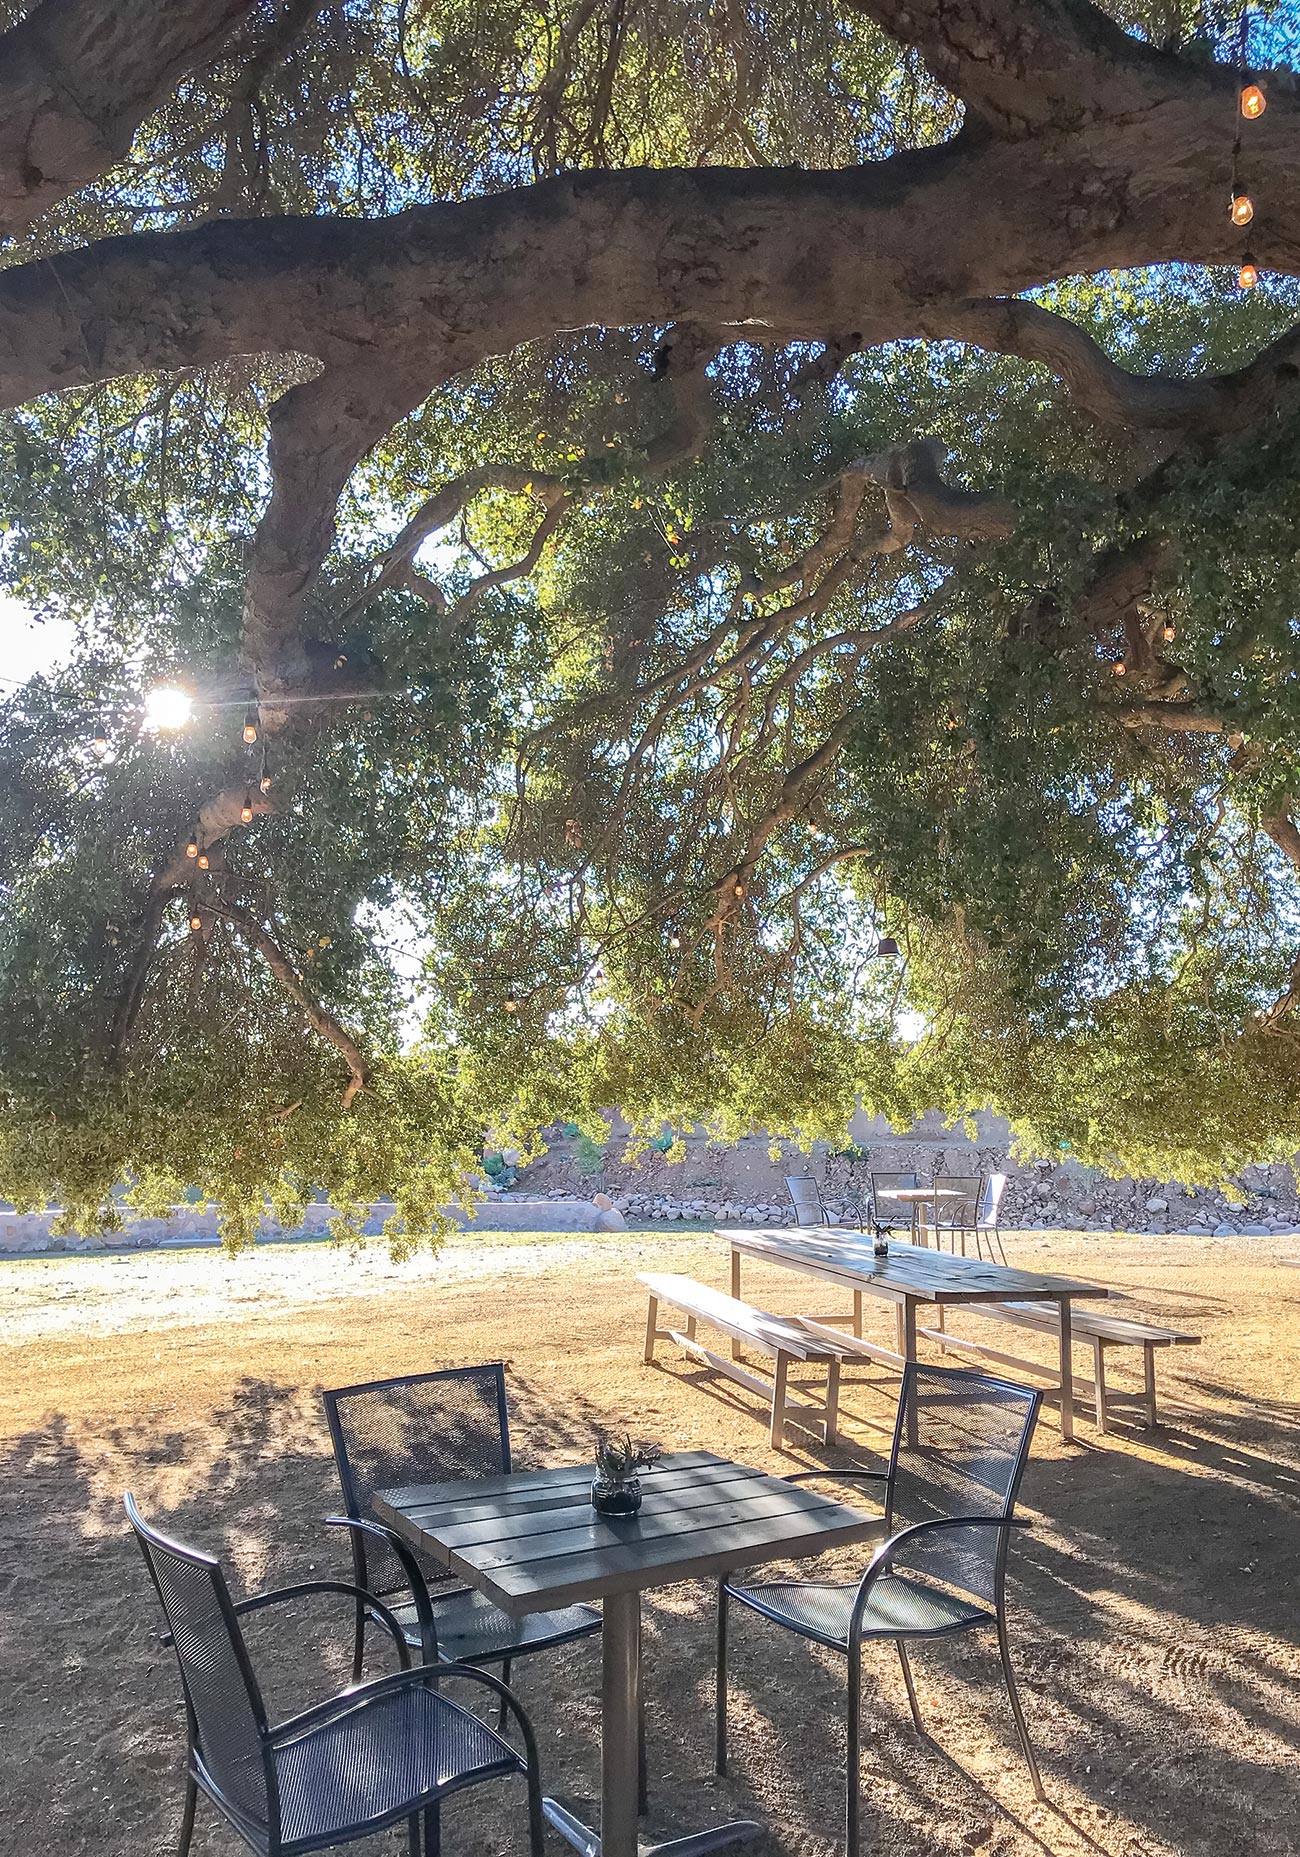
top-left (0, 0), bottom-right (270, 238)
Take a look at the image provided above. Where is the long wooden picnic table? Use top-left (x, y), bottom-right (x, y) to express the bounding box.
top-left (723, 1227), bottom-right (1110, 1441)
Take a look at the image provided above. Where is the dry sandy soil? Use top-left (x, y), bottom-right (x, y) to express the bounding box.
top-left (4, 1227), bottom-right (1300, 1857)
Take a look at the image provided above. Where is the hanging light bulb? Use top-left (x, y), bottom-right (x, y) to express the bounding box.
top-left (197, 852), bottom-right (210, 870)
top-left (92, 719), bottom-right (108, 752)
top-left (1231, 193), bottom-right (1254, 227)
top-left (185, 834), bottom-right (199, 859)
top-left (1238, 255), bottom-right (1258, 290)
top-left (243, 708), bottom-right (259, 744)
top-left (668, 932), bottom-right (682, 951)
top-left (334, 652), bottom-right (348, 670)
top-left (240, 793), bottom-right (254, 824)
top-left (1241, 82), bottom-right (1266, 119)
top-left (733, 881), bottom-right (745, 899)
top-left (1162, 621), bottom-right (1177, 642)
top-left (503, 995), bottom-right (518, 1013)
top-left (189, 911), bottom-right (203, 934)
top-left (1113, 660), bottom-right (1127, 676)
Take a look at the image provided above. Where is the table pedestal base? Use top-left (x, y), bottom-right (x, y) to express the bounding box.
top-left (547, 1588), bottom-right (762, 1857)
top-left (542, 1796), bottom-right (763, 1857)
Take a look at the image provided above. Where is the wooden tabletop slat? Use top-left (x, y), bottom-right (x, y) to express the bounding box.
top-left (375, 1451), bottom-right (883, 1617)
top-left (723, 1229), bottom-right (1110, 1303)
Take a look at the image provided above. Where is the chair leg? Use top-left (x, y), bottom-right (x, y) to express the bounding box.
top-left (992, 1224), bottom-right (1008, 1266)
top-left (525, 1749), bottom-right (546, 1857)
top-left (423, 1801), bottom-right (441, 1857)
top-left (846, 1639), bottom-right (862, 1857)
top-left (407, 1814), bottom-right (421, 1857)
top-left (497, 1655), bottom-right (513, 1734)
top-left (895, 1640), bottom-right (923, 1732)
top-left (351, 1596), bottom-right (366, 1684)
top-left (177, 1769), bottom-right (198, 1857)
top-left (714, 1583), bottom-right (729, 1777)
top-left (996, 1614), bottom-right (1046, 1802)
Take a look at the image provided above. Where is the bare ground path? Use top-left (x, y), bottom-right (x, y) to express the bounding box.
top-left (3, 1228), bottom-right (1299, 1857)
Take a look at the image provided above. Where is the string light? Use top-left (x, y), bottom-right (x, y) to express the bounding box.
top-left (1231, 193), bottom-right (1254, 226)
top-left (1113, 660), bottom-right (1127, 676)
top-left (668, 932), bottom-right (682, 951)
top-left (733, 881), bottom-right (745, 899)
top-left (875, 935), bottom-right (900, 958)
top-left (240, 794), bottom-right (254, 824)
top-left (243, 708), bottom-right (259, 745)
top-left (189, 911), bottom-right (203, 934)
top-left (1162, 622), bottom-right (1177, 642)
top-left (185, 834), bottom-right (199, 859)
top-left (503, 995), bottom-right (518, 1013)
top-left (1241, 82), bottom-right (1266, 119)
top-left (1238, 256), bottom-right (1258, 290)
top-left (92, 719), bottom-right (108, 752)
top-left (196, 852), bottom-right (210, 870)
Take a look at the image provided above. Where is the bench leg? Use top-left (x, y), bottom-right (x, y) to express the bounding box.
top-left (1092, 1336), bottom-right (1109, 1435)
top-left (643, 1296), bottom-right (660, 1364)
top-left (731, 1250), bottom-right (743, 1361)
top-left (685, 1314), bottom-right (698, 1341)
top-left (770, 1352), bottom-right (791, 1450)
top-left (1058, 1300), bottom-right (1075, 1443)
top-left (1143, 1342), bottom-right (1158, 1429)
top-left (853, 1289), bottom-right (863, 1339)
top-left (824, 1356), bottom-right (841, 1446)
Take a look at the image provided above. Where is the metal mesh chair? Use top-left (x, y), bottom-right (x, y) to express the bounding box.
top-left (928, 1173), bottom-right (984, 1257)
top-left (785, 1176), bottom-right (866, 1231)
top-left (976, 1172), bottom-right (1010, 1264)
top-left (322, 1365), bottom-right (601, 1685)
top-left (125, 1494), bottom-right (543, 1857)
top-left (869, 1171), bottom-right (919, 1236)
top-left (716, 1362), bottom-right (1046, 1854)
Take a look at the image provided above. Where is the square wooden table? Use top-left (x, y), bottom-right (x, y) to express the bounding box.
top-left (725, 1229), bottom-right (1110, 1441)
top-left (374, 1450), bottom-right (883, 1857)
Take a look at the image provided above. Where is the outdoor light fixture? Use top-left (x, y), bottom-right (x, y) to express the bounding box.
top-left (1241, 83), bottom-right (1266, 119)
top-left (1238, 257), bottom-right (1258, 290)
top-left (733, 881), bottom-right (745, 898)
top-left (92, 720), bottom-right (108, 751)
top-left (1231, 193), bottom-right (1254, 226)
top-left (503, 995), bottom-right (518, 1013)
top-left (243, 708), bottom-right (259, 744)
top-left (185, 834), bottom-right (199, 859)
top-left (197, 852), bottom-right (210, 870)
top-left (189, 912), bottom-right (203, 933)
top-left (144, 684), bottom-right (193, 731)
top-left (875, 935), bottom-right (900, 958)
top-left (1113, 659), bottom-right (1127, 675)
top-left (240, 794), bottom-right (254, 824)
top-left (668, 933), bottom-right (682, 951)
top-left (1162, 622), bottom-right (1177, 642)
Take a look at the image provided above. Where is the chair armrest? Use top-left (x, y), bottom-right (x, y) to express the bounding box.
top-left (267, 1659), bottom-right (541, 1777)
top-left (325, 1515), bottom-right (438, 1661)
top-left (850, 1515), bottom-right (1032, 1635)
top-left (234, 1580), bottom-right (411, 1668)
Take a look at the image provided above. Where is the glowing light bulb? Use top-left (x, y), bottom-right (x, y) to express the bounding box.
top-left (259, 772), bottom-right (272, 793)
top-left (92, 721), bottom-right (108, 751)
top-left (1162, 622), bottom-right (1176, 642)
top-left (668, 934), bottom-right (682, 951)
top-left (334, 652), bottom-right (348, 670)
top-left (1113, 660), bottom-right (1127, 676)
top-left (1241, 83), bottom-right (1266, 119)
top-left (243, 708), bottom-right (259, 744)
top-left (240, 794), bottom-right (254, 824)
top-left (197, 852), bottom-right (210, 870)
top-left (504, 996), bottom-right (518, 1013)
top-left (1238, 258), bottom-right (1258, 290)
top-left (189, 913), bottom-right (203, 933)
top-left (144, 684), bottom-right (192, 730)
top-left (733, 882), bottom-right (745, 899)
top-left (185, 837), bottom-right (199, 859)
top-left (1231, 193), bottom-right (1254, 227)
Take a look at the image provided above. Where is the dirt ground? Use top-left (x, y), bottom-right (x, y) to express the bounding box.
top-left (4, 1226), bottom-right (1300, 1857)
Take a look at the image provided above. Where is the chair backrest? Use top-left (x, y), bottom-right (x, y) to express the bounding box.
top-left (932, 1174), bottom-right (983, 1226)
top-left (324, 1363), bottom-right (511, 1522)
top-left (125, 1495), bottom-right (275, 1837)
top-left (883, 1363), bottom-right (1041, 1607)
top-left (870, 1171), bottom-right (918, 1214)
top-left (784, 1176), bottom-right (826, 1226)
top-left (980, 1172), bottom-right (1008, 1224)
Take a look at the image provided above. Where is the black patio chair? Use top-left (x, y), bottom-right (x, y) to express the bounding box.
top-left (785, 1176), bottom-right (865, 1231)
top-left (125, 1493), bottom-right (544, 1857)
top-left (715, 1361), bottom-right (1046, 1855)
top-left (322, 1364), bottom-right (602, 1691)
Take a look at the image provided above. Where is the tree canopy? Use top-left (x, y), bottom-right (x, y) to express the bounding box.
top-left (3, 0), bottom-right (1300, 1243)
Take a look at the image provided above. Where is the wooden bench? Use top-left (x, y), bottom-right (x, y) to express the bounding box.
top-left (919, 1300), bottom-right (1200, 1432)
top-left (640, 1273), bottom-right (855, 1449)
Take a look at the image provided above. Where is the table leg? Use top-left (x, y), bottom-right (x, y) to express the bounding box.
top-left (542, 1588), bottom-right (762, 1857)
top-left (852, 1289), bottom-right (863, 1339)
top-left (730, 1249), bottom-right (742, 1360)
top-left (1058, 1299), bottom-right (1074, 1443)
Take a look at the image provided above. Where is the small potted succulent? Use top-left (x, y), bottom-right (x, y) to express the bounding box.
top-left (591, 1433), bottom-right (661, 1518)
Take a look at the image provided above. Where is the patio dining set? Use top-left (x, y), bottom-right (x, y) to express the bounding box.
top-left (125, 1175), bottom-right (1199, 1857)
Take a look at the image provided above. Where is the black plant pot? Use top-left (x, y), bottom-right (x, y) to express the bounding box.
top-left (590, 1474), bottom-right (643, 1518)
